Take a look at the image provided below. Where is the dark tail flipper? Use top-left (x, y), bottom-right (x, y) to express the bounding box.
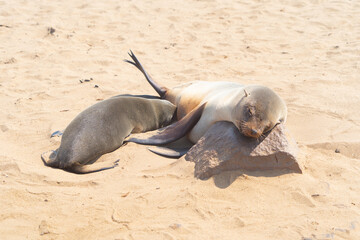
top-left (148, 146), bottom-right (190, 158)
top-left (125, 103), bottom-right (206, 145)
top-left (124, 50), bottom-right (168, 98)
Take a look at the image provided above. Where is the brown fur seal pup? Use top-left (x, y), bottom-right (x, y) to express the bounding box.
top-left (124, 51), bottom-right (287, 146)
top-left (41, 95), bottom-right (176, 174)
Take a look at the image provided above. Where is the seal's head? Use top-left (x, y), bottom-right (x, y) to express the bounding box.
top-left (233, 85), bottom-right (287, 139)
top-left (152, 99), bottom-right (177, 128)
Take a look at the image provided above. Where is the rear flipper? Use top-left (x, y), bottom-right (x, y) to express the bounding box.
top-left (41, 149), bottom-right (119, 174)
top-left (148, 146), bottom-right (190, 158)
top-left (124, 50), bottom-right (168, 98)
top-left (125, 103), bottom-right (206, 145)
top-left (41, 149), bottom-right (58, 166)
top-left (66, 160), bottom-right (119, 174)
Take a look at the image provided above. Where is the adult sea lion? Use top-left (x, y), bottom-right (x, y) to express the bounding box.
top-left (41, 95), bottom-right (176, 174)
top-left (124, 51), bottom-right (287, 147)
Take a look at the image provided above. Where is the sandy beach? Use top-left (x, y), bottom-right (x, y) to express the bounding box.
top-left (1, 0), bottom-right (360, 239)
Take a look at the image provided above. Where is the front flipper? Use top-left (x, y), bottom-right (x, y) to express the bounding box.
top-left (125, 103), bottom-right (206, 145)
top-left (148, 146), bottom-right (190, 158)
top-left (50, 131), bottom-right (63, 138)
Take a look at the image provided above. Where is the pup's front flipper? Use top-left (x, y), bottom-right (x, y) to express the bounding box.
top-left (50, 131), bottom-right (63, 138)
top-left (125, 103), bottom-right (206, 145)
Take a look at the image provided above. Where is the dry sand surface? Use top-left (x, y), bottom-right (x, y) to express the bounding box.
top-left (1, 0), bottom-right (360, 239)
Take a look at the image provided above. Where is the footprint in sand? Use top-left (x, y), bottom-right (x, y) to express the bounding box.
top-left (0, 125), bottom-right (9, 132)
top-left (307, 142), bottom-right (360, 160)
top-left (291, 191), bottom-right (315, 207)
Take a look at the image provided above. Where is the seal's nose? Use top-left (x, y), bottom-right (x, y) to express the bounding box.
top-left (251, 129), bottom-right (258, 136)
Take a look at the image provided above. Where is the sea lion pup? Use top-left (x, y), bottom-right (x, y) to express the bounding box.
top-left (41, 95), bottom-right (176, 174)
top-left (124, 51), bottom-right (287, 149)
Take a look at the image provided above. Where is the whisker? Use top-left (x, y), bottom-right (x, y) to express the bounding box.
top-left (257, 133), bottom-right (266, 142)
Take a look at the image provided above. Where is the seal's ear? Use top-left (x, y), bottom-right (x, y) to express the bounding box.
top-left (244, 89), bottom-right (250, 97)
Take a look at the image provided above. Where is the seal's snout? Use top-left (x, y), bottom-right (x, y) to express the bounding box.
top-left (246, 128), bottom-right (262, 138)
top-left (240, 123), bottom-right (263, 139)
top-left (251, 129), bottom-right (258, 136)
